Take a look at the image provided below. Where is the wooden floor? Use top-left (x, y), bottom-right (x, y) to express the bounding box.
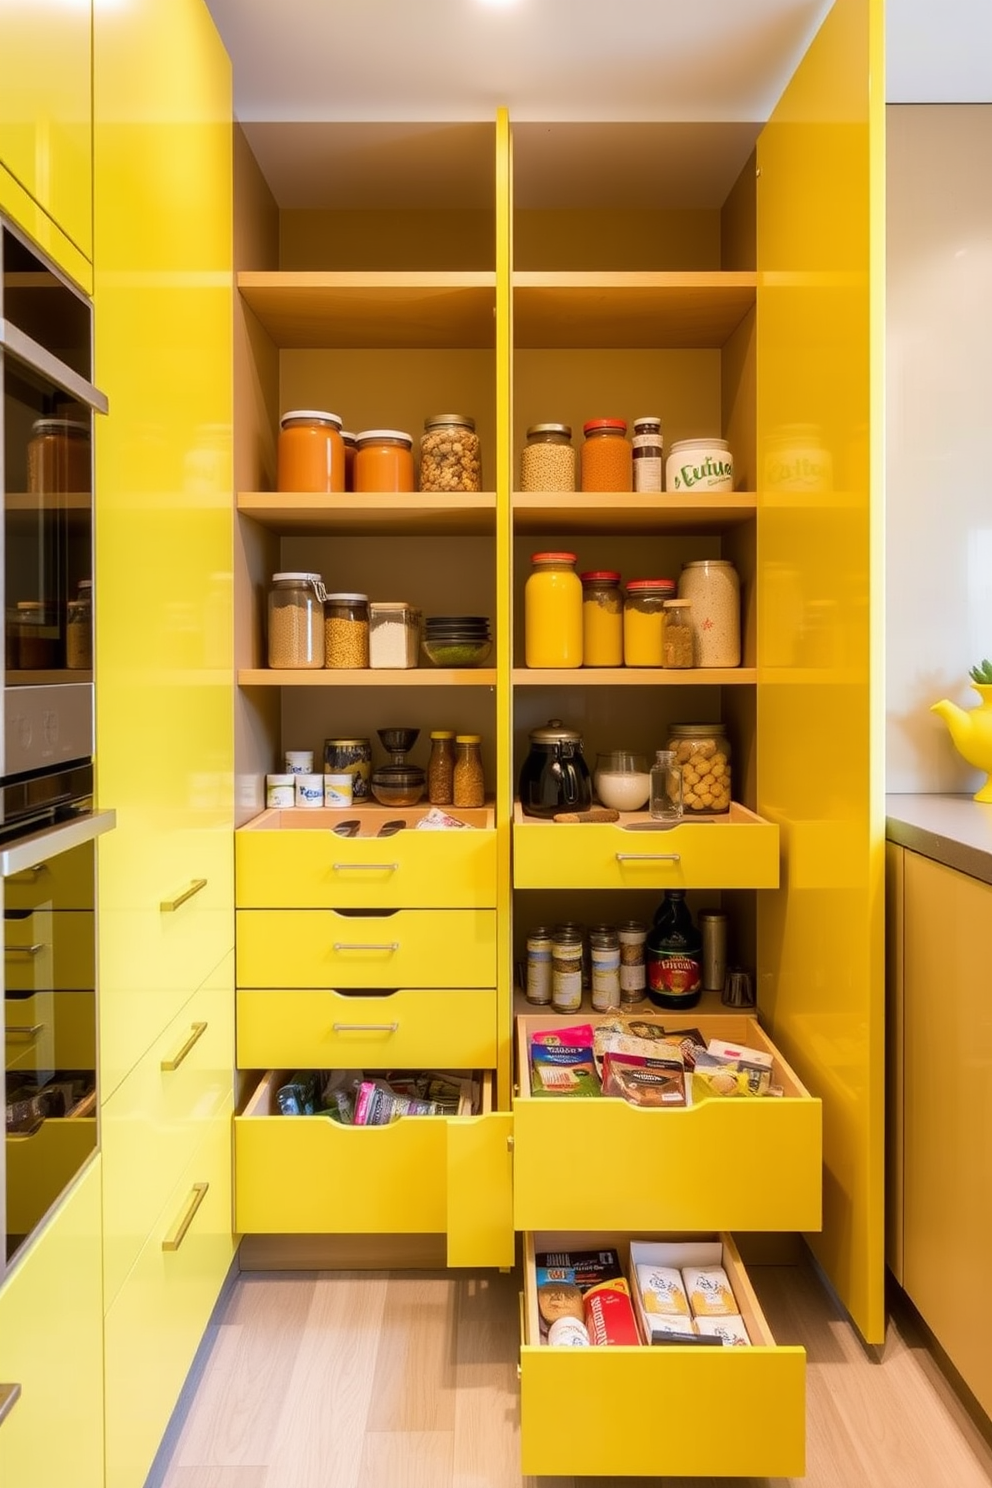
top-left (153, 1261), bottom-right (992, 1488)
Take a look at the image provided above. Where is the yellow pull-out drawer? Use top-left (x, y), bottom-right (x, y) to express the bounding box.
top-left (236, 909), bottom-right (497, 989)
top-left (514, 1014), bottom-right (822, 1234)
top-left (6, 1115), bottom-right (96, 1243)
top-left (520, 1230), bottom-right (805, 1479)
top-left (4, 842), bottom-right (94, 911)
top-left (4, 910), bottom-right (93, 992)
top-left (237, 986), bottom-right (497, 1070)
top-left (5, 989), bottom-right (94, 1074)
top-left (236, 806), bottom-right (497, 909)
top-left (512, 801), bottom-right (779, 890)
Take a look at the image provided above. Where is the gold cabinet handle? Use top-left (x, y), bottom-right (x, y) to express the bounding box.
top-left (615, 852), bottom-right (681, 863)
top-left (0, 1383), bottom-right (21, 1428)
top-left (331, 1021), bottom-right (398, 1033)
top-left (506, 1134), bottom-right (514, 1151)
top-left (332, 862), bottom-right (399, 871)
top-left (6, 1023), bottom-right (44, 1038)
top-left (7, 865), bottom-right (46, 884)
top-left (4, 944), bottom-right (45, 961)
top-left (161, 1021), bottom-right (208, 1072)
top-left (160, 878), bottom-right (207, 913)
top-left (332, 941), bottom-right (400, 952)
top-left (162, 1181), bottom-right (209, 1252)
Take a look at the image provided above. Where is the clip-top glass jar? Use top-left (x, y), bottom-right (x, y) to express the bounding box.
top-left (267, 572), bottom-right (326, 669)
top-left (277, 410), bottom-right (344, 494)
top-left (354, 430), bottom-right (415, 493)
top-left (581, 570), bottom-right (623, 668)
top-left (623, 578), bottom-right (676, 667)
top-left (666, 723), bottom-right (731, 815)
top-left (521, 423), bottom-right (575, 493)
top-left (525, 552), bottom-right (582, 668)
top-left (581, 418), bottom-right (632, 492)
top-left (420, 414), bottom-right (481, 493)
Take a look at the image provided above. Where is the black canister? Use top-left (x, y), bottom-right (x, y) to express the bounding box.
top-left (518, 718), bottom-right (592, 818)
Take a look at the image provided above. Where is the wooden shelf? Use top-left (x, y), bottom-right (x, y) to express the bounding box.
top-left (7, 669), bottom-right (93, 684)
top-left (512, 492), bottom-right (756, 535)
top-left (239, 668), bottom-right (497, 688)
top-left (237, 271), bottom-right (496, 349)
top-left (512, 667), bottom-right (754, 686)
top-left (6, 491), bottom-right (90, 512)
top-left (512, 272), bottom-right (756, 349)
top-left (238, 491), bottom-right (496, 536)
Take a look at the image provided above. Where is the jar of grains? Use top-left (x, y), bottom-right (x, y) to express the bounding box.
top-left (323, 592), bottom-right (370, 669)
top-left (341, 432), bottom-right (357, 491)
top-left (428, 731), bottom-right (456, 805)
top-left (623, 578), bottom-right (676, 667)
top-left (581, 570), bottom-right (623, 667)
top-left (661, 597), bottom-right (695, 668)
top-left (617, 920), bottom-right (648, 1006)
top-left (666, 723), bottom-right (732, 815)
top-left (277, 410), bottom-right (344, 493)
top-left (678, 559), bottom-right (740, 667)
top-left (632, 416), bottom-right (664, 492)
top-left (526, 926), bottom-right (554, 1006)
top-left (581, 418), bottom-right (631, 492)
top-left (525, 552), bottom-right (582, 668)
top-left (551, 926), bottom-right (583, 1013)
top-left (589, 925), bottom-right (621, 1011)
top-left (520, 423), bottom-right (575, 492)
top-left (267, 572), bottom-right (326, 669)
top-left (354, 430), bottom-right (415, 492)
top-left (452, 734), bottom-right (485, 807)
top-left (420, 414), bottom-right (481, 493)
top-left (28, 418), bottom-right (91, 494)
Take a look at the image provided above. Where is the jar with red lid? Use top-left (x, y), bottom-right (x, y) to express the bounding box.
top-left (354, 429), bottom-right (415, 493)
top-left (277, 410), bottom-right (344, 493)
top-left (581, 418), bottom-right (632, 492)
top-left (581, 570), bottom-right (623, 667)
top-left (525, 552), bottom-right (582, 668)
top-left (624, 578), bottom-right (677, 667)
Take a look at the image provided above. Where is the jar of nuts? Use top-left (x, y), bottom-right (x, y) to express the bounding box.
top-left (521, 423), bottom-right (575, 492)
top-left (420, 414), bottom-right (481, 493)
top-left (324, 592), bottom-right (370, 669)
top-left (666, 723), bottom-right (732, 815)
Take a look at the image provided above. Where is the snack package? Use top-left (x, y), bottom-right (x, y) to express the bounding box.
top-left (648, 1317), bottom-right (722, 1346)
top-left (276, 1071), bottom-right (319, 1115)
top-left (706, 1037), bottom-right (774, 1074)
top-left (547, 1316), bottom-right (591, 1346)
top-left (601, 1051), bottom-right (686, 1107)
top-left (683, 1265), bottom-right (738, 1317)
top-left (353, 1080), bottom-right (450, 1125)
top-left (594, 1022), bottom-right (682, 1074)
top-left (695, 1314), bottom-right (751, 1346)
top-left (414, 807), bottom-right (471, 830)
top-left (583, 1276), bottom-right (641, 1346)
top-left (658, 1027), bottom-right (707, 1069)
top-left (695, 1047), bottom-right (771, 1097)
top-left (530, 1028), bottom-right (600, 1097)
top-left (535, 1249), bottom-right (624, 1342)
top-left (636, 1264), bottom-right (691, 1317)
top-left (691, 1065), bottom-right (761, 1101)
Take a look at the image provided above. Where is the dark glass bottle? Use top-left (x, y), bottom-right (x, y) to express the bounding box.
top-left (645, 890), bottom-right (702, 1011)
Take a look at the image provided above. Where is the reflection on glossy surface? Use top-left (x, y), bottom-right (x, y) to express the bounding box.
top-left (756, 0), bottom-right (884, 1342)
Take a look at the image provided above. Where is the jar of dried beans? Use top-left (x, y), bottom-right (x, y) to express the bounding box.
top-left (521, 424), bottom-right (575, 492)
top-left (267, 573), bottom-right (326, 669)
top-left (323, 592), bottom-right (370, 669)
top-left (581, 418), bottom-right (631, 492)
top-left (666, 723), bottom-right (732, 815)
top-left (420, 414), bottom-right (481, 493)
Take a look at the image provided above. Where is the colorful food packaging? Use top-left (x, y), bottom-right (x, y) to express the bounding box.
top-left (547, 1316), bottom-right (591, 1346)
top-left (706, 1037), bottom-right (774, 1073)
top-left (691, 1064), bottom-right (760, 1101)
top-left (601, 1051), bottom-right (686, 1107)
top-left (636, 1264), bottom-right (691, 1316)
top-left (583, 1276), bottom-right (641, 1346)
top-left (657, 1027), bottom-right (707, 1069)
top-left (530, 1026), bottom-right (600, 1097)
top-left (649, 1319), bottom-right (722, 1346)
top-left (535, 1249), bottom-right (624, 1342)
top-left (695, 1314), bottom-right (751, 1346)
top-left (683, 1264), bottom-right (738, 1317)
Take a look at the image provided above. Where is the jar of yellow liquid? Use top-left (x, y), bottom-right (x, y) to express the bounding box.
top-left (581, 569), bottom-right (623, 667)
top-left (623, 578), bottom-right (676, 666)
top-left (525, 552), bottom-right (582, 668)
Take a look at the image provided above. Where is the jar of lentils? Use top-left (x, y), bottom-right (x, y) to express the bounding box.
top-left (323, 592), bottom-right (370, 669)
top-left (581, 418), bottom-right (632, 492)
top-left (667, 722), bottom-right (732, 815)
top-left (420, 414), bottom-right (481, 493)
top-left (521, 423), bottom-right (575, 492)
top-left (267, 572), bottom-right (326, 669)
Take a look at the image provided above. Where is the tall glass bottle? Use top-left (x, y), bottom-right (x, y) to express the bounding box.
top-left (645, 890), bottom-right (702, 1011)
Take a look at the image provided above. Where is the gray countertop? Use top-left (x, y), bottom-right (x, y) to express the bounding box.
top-left (885, 793), bottom-right (992, 886)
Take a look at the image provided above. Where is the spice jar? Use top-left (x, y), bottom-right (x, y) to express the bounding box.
top-left (525, 552), bottom-right (582, 668)
top-left (581, 418), bottom-right (631, 493)
top-left (277, 410), bottom-right (344, 493)
top-left (589, 925), bottom-right (621, 1012)
top-left (452, 734), bottom-right (485, 807)
top-left (323, 592), bottom-right (370, 669)
top-left (623, 578), bottom-right (676, 667)
top-left (667, 723), bottom-right (732, 815)
top-left (581, 570), bottom-right (623, 668)
top-left (678, 559), bottom-right (740, 667)
top-left (323, 738), bottom-right (372, 801)
top-left (354, 430), bottom-right (415, 493)
top-left (420, 414), bottom-right (481, 493)
top-left (341, 432), bottom-right (357, 491)
top-left (551, 926), bottom-right (583, 1013)
top-left (617, 920), bottom-right (648, 1007)
top-left (27, 418), bottom-right (91, 493)
top-left (526, 926), bottom-right (554, 1006)
top-left (632, 417), bottom-right (663, 493)
top-left (428, 731), bottom-right (456, 805)
top-left (520, 424), bottom-right (575, 493)
top-left (267, 572), bottom-right (325, 669)
top-left (66, 580), bottom-right (93, 670)
top-left (662, 597), bottom-right (694, 668)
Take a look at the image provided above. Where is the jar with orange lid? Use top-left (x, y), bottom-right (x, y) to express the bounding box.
top-left (27, 418), bottom-right (91, 494)
top-left (623, 578), bottom-right (676, 666)
top-left (277, 410), bottom-right (344, 493)
top-left (525, 552), bottom-right (582, 669)
top-left (341, 431), bottom-right (357, 491)
top-left (354, 429), bottom-right (415, 493)
top-left (581, 570), bottom-right (623, 667)
top-left (581, 418), bottom-right (632, 492)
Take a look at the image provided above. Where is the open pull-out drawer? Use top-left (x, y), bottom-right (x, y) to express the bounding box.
top-left (520, 1230), bottom-right (806, 1479)
top-left (514, 1014), bottom-right (822, 1233)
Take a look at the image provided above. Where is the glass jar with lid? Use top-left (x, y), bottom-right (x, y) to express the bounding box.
top-left (521, 424), bottom-right (575, 493)
top-left (419, 414), bottom-right (481, 493)
top-left (581, 570), bottom-right (623, 667)
top-left (354, 430), bottom-right (415, 493)
top-left (428, 731), bottom-right (456, 805)
top-left (524, 552), bottom-right (582, 668)
top-left (15, 600), bottom-right (59, 669)
top-left (453, 734), bottom-right (485, 807)
top-left (632, 416), bottom-right (664, 492)
top-left (27, 418), bottom-right (91, 494)
top-left (323, 592), bottom-right (370, 669)
top-left (66, 579), bottom-right (93, 670)
top-left (341, 431), bottom-right (357, 491)
top-left (678, 558), bottom-right (740, 667)
top-left (623, 578), bottom-right (676, 667)
top-left (661, 597), bottom-right (695, 668)
top-left (666, 723), bottom-right (732, 815)
top-left (277, 410), bottom-right (344, 494)
top-left (267, 572), bottom-right (326, 669)
top-left (581, 418), bottom-right (632, 492)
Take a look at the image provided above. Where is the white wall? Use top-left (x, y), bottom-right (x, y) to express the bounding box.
top-left (886, 104), bottom-right (992, 794)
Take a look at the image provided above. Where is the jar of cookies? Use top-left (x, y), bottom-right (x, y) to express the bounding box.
top-left (666, 723), bottom-right (731, 815)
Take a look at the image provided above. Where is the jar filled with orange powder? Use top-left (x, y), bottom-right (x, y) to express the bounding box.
top-left (277, 410), bottom-right (344, 493)
top-left (581, 418), bottom-right (632, 493)
top-left (354, 429), bottom-right (415, 493)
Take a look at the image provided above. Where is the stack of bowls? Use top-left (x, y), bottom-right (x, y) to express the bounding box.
top-left (422, 615), bottom-right (492, 668)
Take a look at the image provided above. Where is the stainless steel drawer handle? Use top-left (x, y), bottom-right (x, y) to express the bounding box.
top-left (332, 862), bottom-right (399, 871)
top-left (6, 1023), bottom-right (44, 1038)
top-left (4, 944), bottom-right (45, 961)
top-left (161, 1021), bottom-right (208, 1072)
top-left (160, 877), bottom-right (207, 912)
top-left (0, 1383), bottom-right (21, 1428)
top-left (332, 1021), bottom-right (399, 1033)
top-left (332, 942), bottom-right (400, 952)
top-left (615, 852), bottom-right (682, 863)
top-left (162, 1181), bottom-right (209, 1252)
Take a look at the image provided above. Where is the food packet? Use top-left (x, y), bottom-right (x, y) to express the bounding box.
top-left (683, 1265), bottom-right (738, 1317)
top-left (601, 1051), bottom-right (686, 1107)
top-left (695, 1314), bottom-right (751, 1346)
top-left (583, 1276), bottom-right (641, 1346)
top-left (276, 1071), bottom-right (318, 1115)
top-left (636, 1264), bottom-right (691, 1317)
top-left (531, 1026), bottom-right (600, 1097)
top-left (353, 1079), bottom-right (448, 1125)
top-left (414, 807), bottom-right (471, 830)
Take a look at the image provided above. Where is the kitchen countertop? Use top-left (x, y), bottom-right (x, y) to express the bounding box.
top-left (885, 793), bottom-right (992, 887)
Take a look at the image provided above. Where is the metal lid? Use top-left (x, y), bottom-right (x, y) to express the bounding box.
top-left (355, 429), bottom-right (413, 447)
top-left (529, 718), bottom-right (582, 744)
top-left (272, 571), bottom-right (323, 584)
top-left (429, 730), bottom-right (456, 739)
top-left (424, 413), bottom-right (475, 431)
top-left (279, 410), bottom-right (342, 429)
top-left (30, 418), bottom-right (90, 437)
top-left (626, 578), bottom-right (676, 591)
top-left (583, 418), bottom-right (627, 435)
top-left (370, 601), bottom-right (418, 612)
top-left (633, 416), bottom-right (662, 430)
top-left (669, 722), bottom-right (725, 735)
top-left (526, 422), bottom-right (572, 439)
top-left (340, 431), bottom-right (357, 445)
top-left (681, 559), bottom-right (736, 569)
top-left (531, 551), bottom-right (577, 565)
top-left (324, 737), bottom-right (370, 746)
top-left (324, 591), bottom-right (369, 603)
top-left (580, 570), bottom-right (621, 584)
top-left (455, 733), bottom-right (482, 744)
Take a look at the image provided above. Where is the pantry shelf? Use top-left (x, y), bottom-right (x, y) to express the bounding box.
top-left (238, 491), bottom-right (497, 536)
top-left (237, 271), bottom-right (497, 349)
top-left (511, 984), bottom-right (742, 1020)
top-left (511, 667), bottom-right (756, 686)
top-left (512, 271), bottom-right (757, 348)
top-left (512, 492), bottom-right (756, 535)
top-left (238, 668), bottom-right (497, 688)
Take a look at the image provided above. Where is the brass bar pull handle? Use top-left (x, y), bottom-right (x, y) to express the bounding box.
top-left (4, 944), bottom-right (45, 961)
top-left (162, 1182), bottom-right (209, 1252)
top-left (332, 942), bottom-right (400, 952)
top-left (6, 1023), bottom-right (44, 1038)
top-left (332, 862), bottom-right (399, 872)
top-left (0, 1383), bottom-right (21, 1428)
top-left (7, 865), bottom-right (46, 884)
top-left (160, 878), bottom-right (207, 913)
top-left (615, 852), bottom-right (682, 863)
top-left (161, 1021), bottom-right (208, 1072)
top-left (331, 1021), bottom-right (399, 1033)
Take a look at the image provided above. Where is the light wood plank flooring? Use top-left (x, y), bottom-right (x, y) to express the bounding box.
top-left (155, 1263), bottom-right (992, 1488)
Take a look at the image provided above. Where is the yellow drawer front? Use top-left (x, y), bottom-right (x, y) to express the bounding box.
top-left (4, 911), bottom-right (93, 992)
top-left (237, 810), bottom-right (497, 909)
top-left (5, 989), bottom-right (95, 1073)
top-left (104, 1103), bottom-right (235, 1488)
top-left (102, 978), bottom-right (234, 1311)
top-left (237, 987), bottom-right (497, 1070)
top-left (6, 1119), bottom-right (96, 1242)
top-left (235, 1070), bottom-right (491, 1235)
top-left (236, 909), bottom-right (497, 989)
top-left (4, 846), bottom-right (94, 912)
top-left (0, 1162), bottom-right (104, 1488)
top-left (512, 803), bottom-right (780, 890)
top-left (520, 1231), bottom-right (805, 1479)
top-left (514, 1014), bottom-right (822, 1234)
